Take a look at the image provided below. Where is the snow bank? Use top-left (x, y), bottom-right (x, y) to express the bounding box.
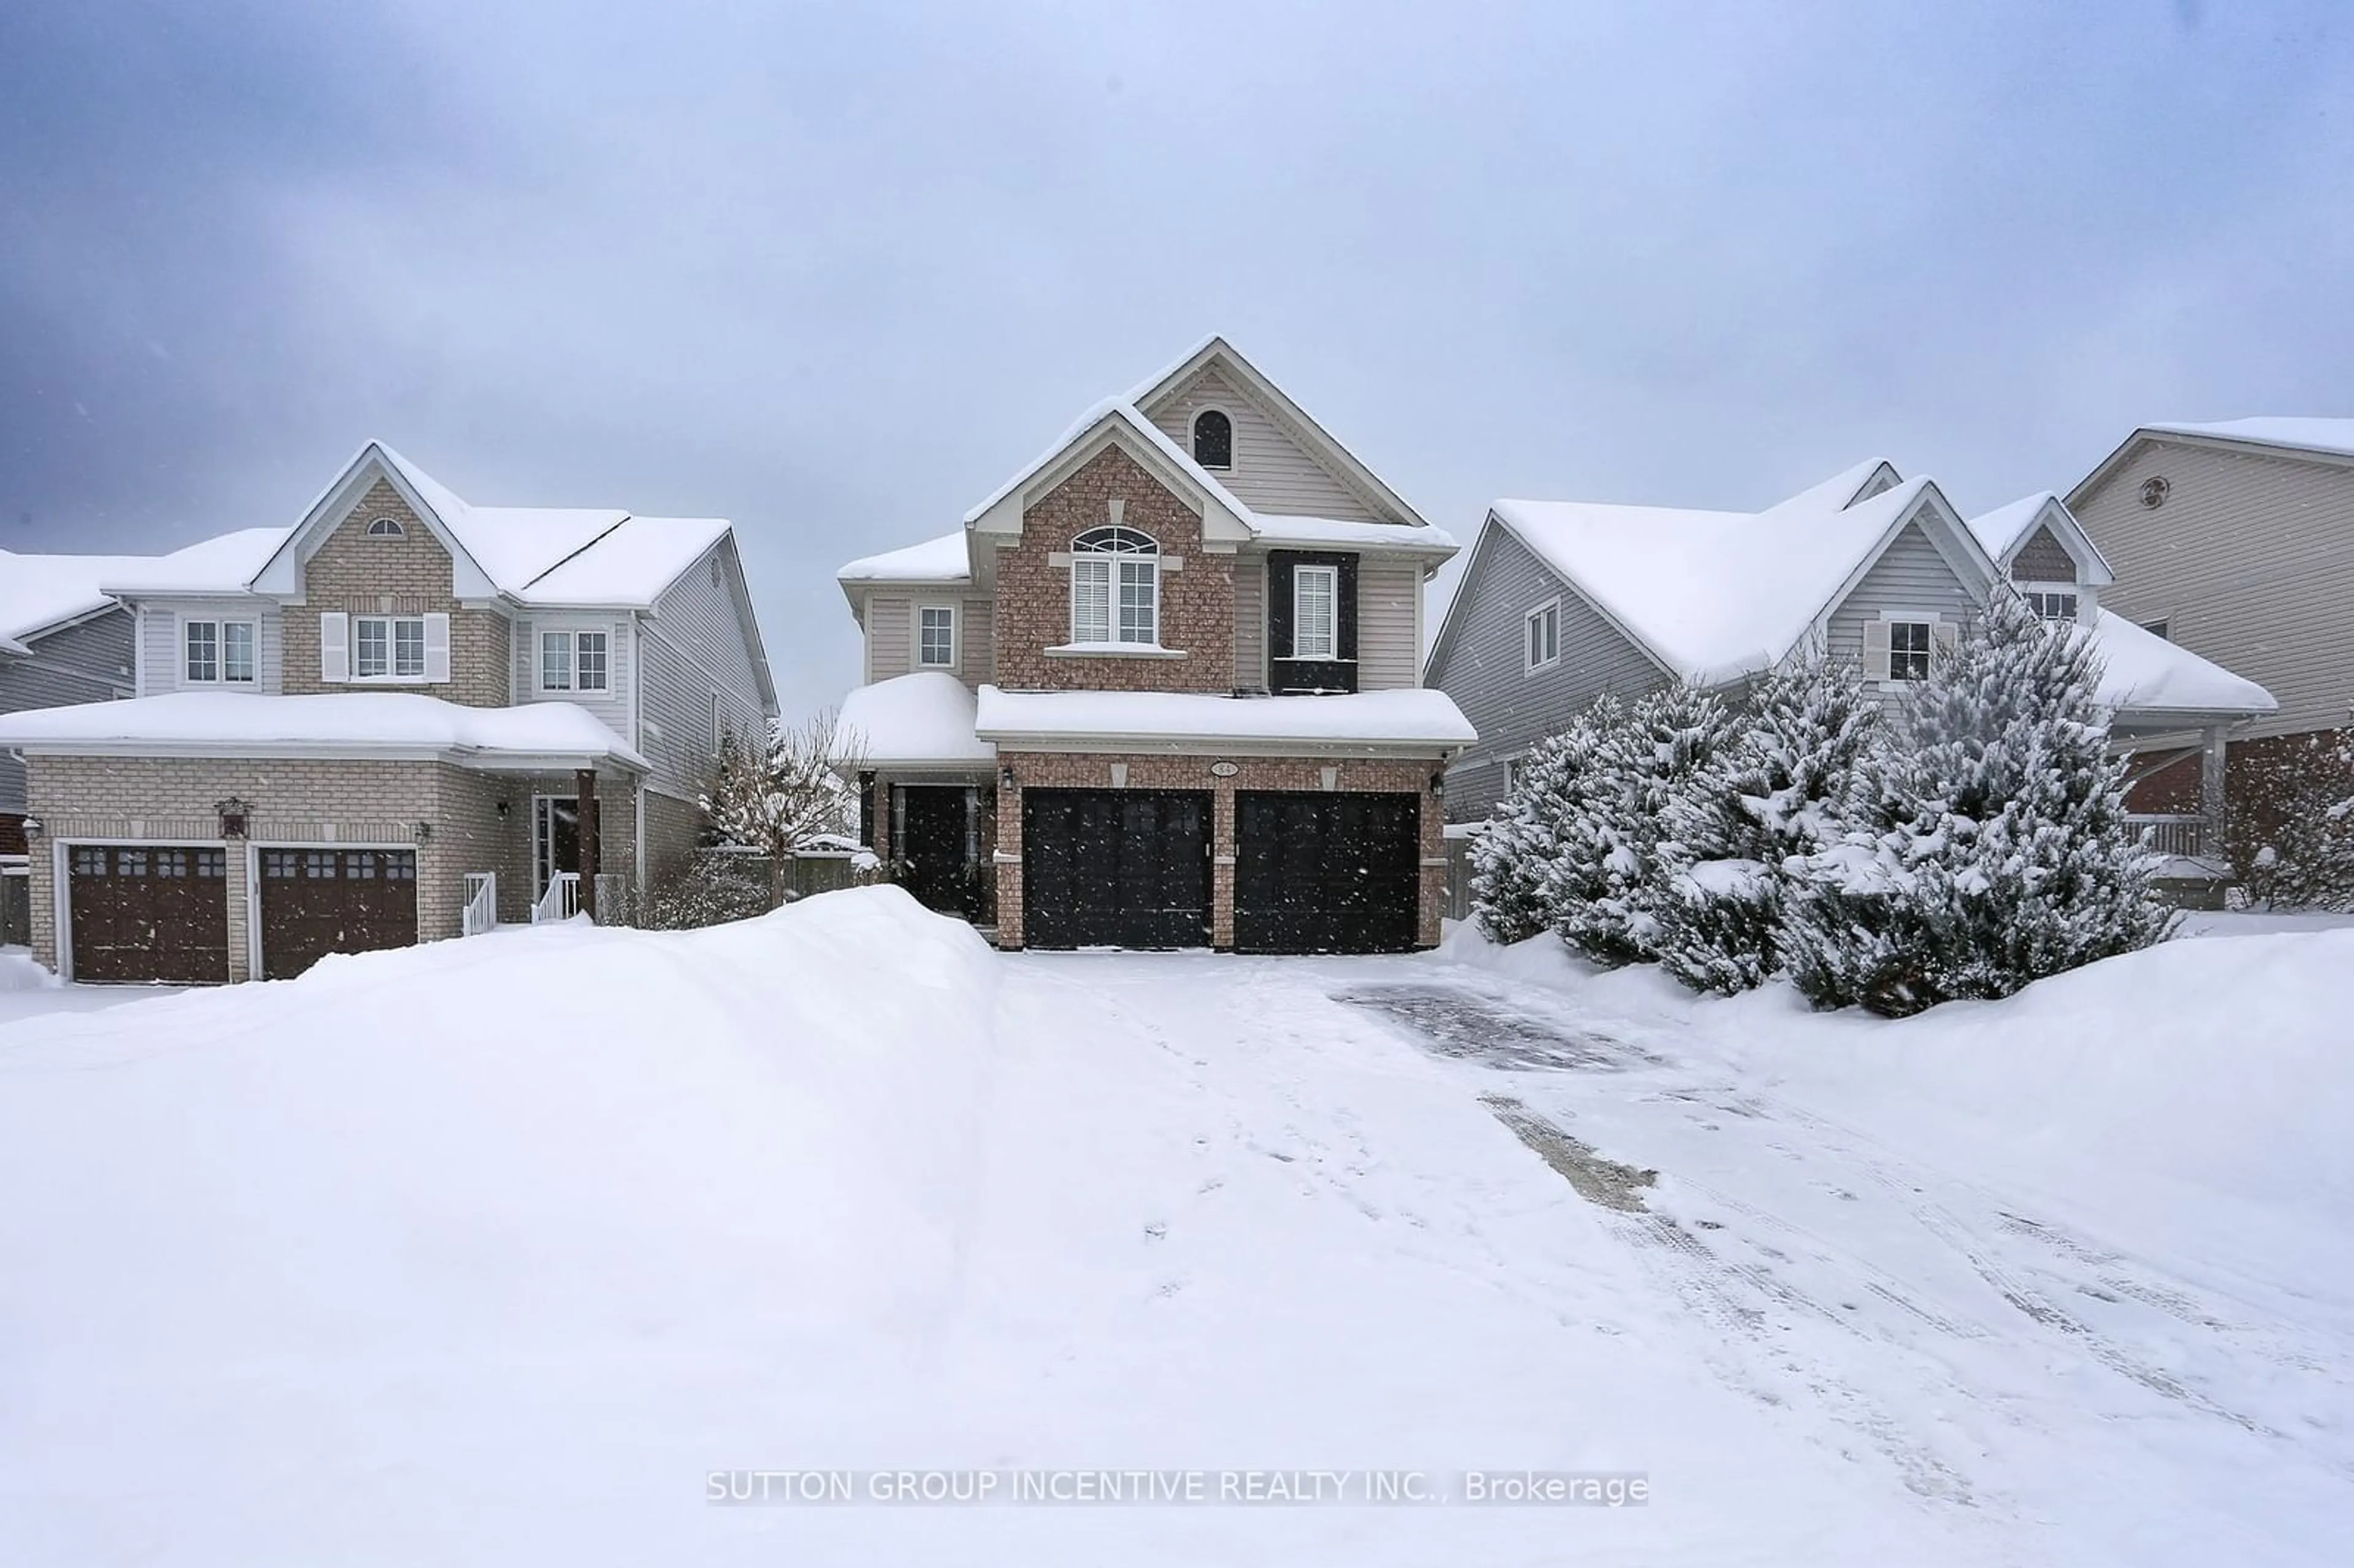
top-left (0, 690), bottom-right (648, 766)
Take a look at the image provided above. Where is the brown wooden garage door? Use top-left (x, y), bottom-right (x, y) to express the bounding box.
top-left (67, 845), bottom-right (230, 984)
top-left (259, 848), bottom-right (417, 980)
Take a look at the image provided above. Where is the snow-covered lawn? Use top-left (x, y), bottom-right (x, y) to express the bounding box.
top-left (1, 891), bottom-right (2347, 1564)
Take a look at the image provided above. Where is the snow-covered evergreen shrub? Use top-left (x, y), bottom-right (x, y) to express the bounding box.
top-left (1653, 653), bottom-right (1881, 995)
top-left (1783, 593), bottom-right (2176, 1017)
top-left (643, 848), bottom-right (773, 931)
top-left (1468, 699), bottom-right (1618, 943)
top-left (1551, 685), bottom-right (1733, 968)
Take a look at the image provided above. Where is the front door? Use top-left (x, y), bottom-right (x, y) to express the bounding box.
top-left (894, 785), bottom-right (979, 919)
top-left (533, 796), bottom-right (579, 896)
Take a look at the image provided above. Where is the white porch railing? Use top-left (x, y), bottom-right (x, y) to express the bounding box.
top-left (533, 871), bottom-right (581, 924)
top-left (462, 872), bottom-right (498, 937)
top-left (2130, 814), bottom-right (2208, 859)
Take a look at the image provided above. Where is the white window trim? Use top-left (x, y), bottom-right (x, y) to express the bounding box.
top-left (1870, 609), bottom-right (1951, 690)
top-left (1523, 598), bottom-right (1561, 674)
top-left (1292, 563), bottom-right (1338, 661)
top-left (351, 614), bottom-right (431, 683)
top-left (916, 603), bottom-right (959, 669)
top-left (364, 515), bottom-right (406, 538)
top-left (537, 627), bottom-right (612, 695)
top-left (1068, 531), bottom-right (1163, 650)
top-left (181, 615), bottom-right (261, 686)
top-left (1190, 405), bottom-right (1238, 472)
top-left (2017, 583), bottom-right (2084, 624)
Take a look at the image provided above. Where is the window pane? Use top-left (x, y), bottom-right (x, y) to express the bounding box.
top-left (576, 631), bottom-right (608, 690)
top-left (1192, 409), bottom-right (1232, 469)
top-left (919, 607), bottom-right (954, 666)
top-left (1118, 560), bottom-right (1157, 644)
top-left (1295, 567), bottom-right (1335, 659)
top-left (1072, 558), bottom-right (1112, 644)
top-left (1543, 607), bottom-right (1558, 662)
top-left (222, 622), bottom-right (256, 682)
top-left (185, 622), bottom-right (218, 682)
top-left (355, 618), bottom-right (389, 677)
top-left (542, 631), bottom-right (573, 690)
top-left (394, 618), bottom-right (425, 678)
top-left (1890, 622), bottom-right (1931, 680)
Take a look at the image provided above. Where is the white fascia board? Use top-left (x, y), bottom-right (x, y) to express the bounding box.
top-left (6, 738), bottom-right (646, 772)
top-left (977, 731), bottom-right (1463, 759)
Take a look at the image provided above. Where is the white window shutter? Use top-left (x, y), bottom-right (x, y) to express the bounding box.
top-left (424, 613), bottom-right (452, 683)
top-left (1930, 619), bottom-right (1960, 663)
top-left (319, 612), bottom-right (349, 683)
top-left (1861, 619), bottom-right (1892, 682)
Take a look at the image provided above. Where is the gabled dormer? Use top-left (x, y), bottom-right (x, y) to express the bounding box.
top-left (1962, 492), bottom-right (2116, 625)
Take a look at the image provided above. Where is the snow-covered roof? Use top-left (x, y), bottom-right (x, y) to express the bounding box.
top-left (253, 443), bottom-right (738, 611)
top-left (95, 528), bottom-right (295, 598)
top-left (1489, 467), bottom-right (1989, 688)
top-left (0, 692), bottom-right (647, 769)
top-left (1962, 493), bottom-right (2115, 588)
top-left (2085, 611), bottom-right (2276, 719)
top-left (1249, 515), bottom-right (1458, 554)
top-left (2, 530), bottom-right (296, 652)
top-left (974, 685), bottom-right (1474, 752)
top-left (834, 672), bottom-right (996, 767)
top-left (837, 531), bottom-right (972, 585)
top-left (961, 397), bottom-right (1259, 530)
top-left (2141, 418), bottom-right (2354, 461)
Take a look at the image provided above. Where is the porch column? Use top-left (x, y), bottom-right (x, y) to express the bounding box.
top-left (2198, 725), bottom-right (2228, 856)
top-left (576, 767), bottom-right (600, 919)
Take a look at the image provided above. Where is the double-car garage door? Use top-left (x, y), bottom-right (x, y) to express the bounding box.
top-left (1019, 787), bottom-right (1422, 953)
top-left (63, 843), bottom-right (417, 983)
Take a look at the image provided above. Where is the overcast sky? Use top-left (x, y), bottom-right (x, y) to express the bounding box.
top-left (4, 1), bottom-right (2349, 713)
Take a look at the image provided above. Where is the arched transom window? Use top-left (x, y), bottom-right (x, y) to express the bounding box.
top-left (1070, 525), bottom-right (1159, 645)
top-left (365, 515), bottom-right (406, 538)
top-left (1191, 409), bottom-right (1233, 470)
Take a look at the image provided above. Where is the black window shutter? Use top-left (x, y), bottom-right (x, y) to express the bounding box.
top-left (1264, 549), bottom-right (1358, 693)
top-left (1335, 553), bottom-right (1358, 663)
top-left (1267, 554), bottom-right (1295, 660)
top-left (858, 771), bottom-right (876, 847)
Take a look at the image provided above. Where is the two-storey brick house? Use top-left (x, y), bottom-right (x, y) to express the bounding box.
top-left (833, 338), bottom-right (1472, 952)
top-left (0, 443), bottom-right (775, 983)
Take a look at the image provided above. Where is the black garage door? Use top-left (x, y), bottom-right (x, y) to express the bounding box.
top-left (1023, 789), bottom-right (1211, 949)
top-left (259, 848), bottom-right (418, 980)
top-left (68, 845), bottom-right (230, 984)
top-left (1235, 791), bottom-right (1422, 954)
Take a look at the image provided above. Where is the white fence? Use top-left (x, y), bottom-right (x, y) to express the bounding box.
top-left (533, 871), bottom-right (581, 924)
top-left (462, 872), bottom-right (498, 937)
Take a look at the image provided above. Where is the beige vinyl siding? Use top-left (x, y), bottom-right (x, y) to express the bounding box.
top-left (1233, 557), bottom-right (1266, 690)
top-left (2074, 439), bottom-right (2354, 739)
top-left (1357, 560), bottom-right (1420, 691)
top-left (1143, 366), bottom-right (1387, 522)
top-left (864, 596), bottom-right (912, 683)
top-left (2011, 527), bottom-right (2079, 583)
top-left (959, 598), bottom-right (994, 688)
top-left (1824, 522), bottom-right (1983, 680)
top-left (137, 601), bottom-right (285, 695)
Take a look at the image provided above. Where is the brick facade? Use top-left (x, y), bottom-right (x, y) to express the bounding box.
top-left (21, 753), bottom-right (641, 980)
top-left (280, 479), bottom-right (513, 706)
top-left (991, 750), bottom-right (1446, 951)
top-left (991, 444), bottom-right (1235, 693)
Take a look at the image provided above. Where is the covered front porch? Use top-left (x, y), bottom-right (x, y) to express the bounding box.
top-left (2114, 717), bottom-right (2241, 906)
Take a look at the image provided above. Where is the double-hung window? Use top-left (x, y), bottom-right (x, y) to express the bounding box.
top-left (1069, 525), bottom-right (1159, 646)
top-left (1887, 619), bottom-right (1933, 682)
top-left (539, 630), bottom-right (610, 693)
top-left (919, 605), bottom-right (956, 668)
top-left (1525, 599), bottom-right (1561, 672)
top-left (184, 618), bottom-right (257, 684)
top-left (1293, 565), bottom-right (1338, 660)
top-left (354, 615), bottom-right (427, 680)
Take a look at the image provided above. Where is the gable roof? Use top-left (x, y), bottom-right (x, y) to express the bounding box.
top-left (246, 443), bottom-right (737, 609)
top-left (2082, 611), bottom-right (2274, 720)
top-left (1963, 492), bottom-right (2116, 588)
top-left (1448, 464), bottom-right (2000, 689)
top-left (2070, 418), bottom-right (2354, 508)
top-left (837, 531), bottom-right (973, 587)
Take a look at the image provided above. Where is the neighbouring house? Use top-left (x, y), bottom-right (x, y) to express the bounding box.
top-left (1, 548), bottom-right (150, 946)
top-left (2067, 419), bottom-right (2354, 846)
top-left (0, 442), bottom-right (775, 983)
top-left (1426, 461), bottom-right (2276, 899)
top-left (831, 336), bottom-right (1472, 953)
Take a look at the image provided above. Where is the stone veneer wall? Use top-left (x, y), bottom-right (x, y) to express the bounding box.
top-left (990, 444), bottom-right (1235, 693)
top-left (280, 478), bottom-right (513, 706)
top-left (21, 755), bottom-right (641, 979)
top-left (991, 752), bottom-right (1446, 951)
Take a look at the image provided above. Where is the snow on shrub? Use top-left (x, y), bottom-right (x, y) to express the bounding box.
top-left (1468, 695), bottom-right (1620, 944)
top-left (1653, 653), bottom-right (1881, 995)
top-left (1549, 683), bottom-right (1733, 969)
top-left (1781, 592), bottom-right (2176, 1017)
top-left (2229, 729), bottom-right (2354, 912)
